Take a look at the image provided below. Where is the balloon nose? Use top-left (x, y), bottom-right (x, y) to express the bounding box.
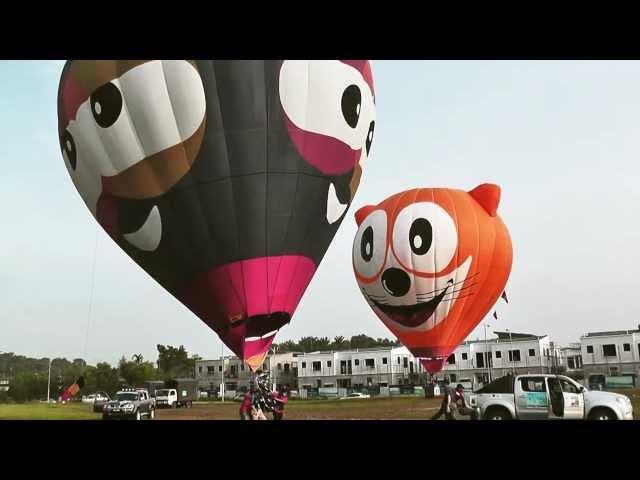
top-left (381, 268), bottom-right (411, 297)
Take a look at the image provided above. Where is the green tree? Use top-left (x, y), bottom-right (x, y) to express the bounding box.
top-left (118, 356), bottom-right (156, 386)
top-left (9, 372), bottom-right (48, 402)
top-left (93, 362), bottom-right (121, 395)
top-left (156, 345), bottom-right (196, 379)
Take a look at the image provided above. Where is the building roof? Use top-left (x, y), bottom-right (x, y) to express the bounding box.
top-left (493, 331), bottom-right (546, 340)
top-left (582, 329), bottom-right (640, 338)
top-left (460, 332), bottom-right (547, 345)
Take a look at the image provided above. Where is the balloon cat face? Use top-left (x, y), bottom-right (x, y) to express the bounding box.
top-left (353, 184), bottom-right (512, 373)
top-left (58, 60), bottom-right (376, 369)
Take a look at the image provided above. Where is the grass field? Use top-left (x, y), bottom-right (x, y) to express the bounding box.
top-left (0, 402), bottom-right (101, 420)
top-left (1, 390), bottom-right (638, 420)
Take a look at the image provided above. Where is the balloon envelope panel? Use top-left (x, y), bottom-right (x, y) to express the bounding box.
top-left (58, 60), bottom-right (376, 370)
top-left (352, 184), bottom-right (512, 374)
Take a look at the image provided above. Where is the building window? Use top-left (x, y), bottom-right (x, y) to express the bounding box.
top-left (602, 344), bottom-right (617, 357)
top-left (365, 358), bottom-right (375, 368)
top-left (568, 358), bottom-right (575, 369)
top-left (207, 366), bottom-right (215, 374)
top-left (327, 361), bottom-right (332, 368)
top-left (450, 374), bottom-right (457, 382)
top-left (461, 353), bottom-right (468, 360)
top-left (528, 349), bottom-right (536, 357)
top-left (495, 351), bottom-right (502, 359)
top-left (198, 367), bottom-right (202, 373)
top-left (586, 345), bottom-right (594, 354)
top-left (623, 343), bottom-right (631, 352)
top-left (447, 354), bottom-right (456, 365)
top-left (403, 357), bottom-right (408, 368)
top-left (354, 359), bottom-right (360, 366)
top-left (284, 363), bottom-right (290, 372)
top-left (508, 350), bottom-right (521, 362)
top-left (382, 357), bottom-right (388, 365)
top-left (218, 366), bottom-right (222, 372)
top-left (277, 363), bottom-right (282, 370)
top-left (312, 361), bottom-right (321, 372)
top-left (475, 352), bottom-right (485, 369)
top-left (301, 362), bottom-right (306, 369)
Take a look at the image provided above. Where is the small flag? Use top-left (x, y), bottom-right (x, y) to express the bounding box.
top-left (501, 290), bottom-right (509, 303)
top-left (493, 311), bottom-right (498, 320)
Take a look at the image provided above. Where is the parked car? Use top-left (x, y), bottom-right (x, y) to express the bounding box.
top-left (340, 392), bottom-right (371, 400)
top-left (82, 394), bottom-right (97, 404)
top-left (92, 392), bottom-right (111, 412)
top-left (102, 388), bottom-right (155, 420)
top-left (468, 374), bottom-right (633, 420)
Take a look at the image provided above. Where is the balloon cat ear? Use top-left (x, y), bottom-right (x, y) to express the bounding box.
top-left (354, 205), bottom-right (376, 226)
top-left (468, 183), bottom-right (501, 217)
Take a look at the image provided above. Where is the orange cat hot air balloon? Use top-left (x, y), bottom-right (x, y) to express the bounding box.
top-left (352, 184), bottom-right (512, 374)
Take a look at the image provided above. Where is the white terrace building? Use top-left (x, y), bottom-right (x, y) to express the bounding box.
top-left (580, 327), bottom-right (640, 385)
top-left (441, 331), bottom-right (558, 386)
top-left (195, 351), bottom-right (302, 396)
top-left (296, 346), bottom-right (422, 391)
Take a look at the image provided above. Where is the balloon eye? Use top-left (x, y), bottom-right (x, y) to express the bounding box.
top-left (410, 218), bottom-right (432, 255)
top-left (62, 129), bottom-right (76, 171)
top-left (361, 226), bottom-right (374, 262)
top-left (91, 81), bottom-right (123, 128)
top-left (341, 84), bottom-right (361, 128)
top-left (365, 120), bottom-right (375, 156)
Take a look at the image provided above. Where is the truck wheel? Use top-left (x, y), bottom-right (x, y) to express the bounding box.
top-left (172, 402), bottom-right (177, 409)
top-left (485, 407), bottom-right (512, 420)
top-left (102, 414), bottom-right (108, 420)
top-left (149, 409), bottom-right (155, 420)
top-left (588, 407), bottom-right (616, 420)
top-left (135, 410), bottom-right (141, 421)
top-left (188, 401), bottom-right (192, 408)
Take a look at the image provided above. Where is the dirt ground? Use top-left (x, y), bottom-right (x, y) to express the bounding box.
top-left (154, 397), bottom-right (450, 420)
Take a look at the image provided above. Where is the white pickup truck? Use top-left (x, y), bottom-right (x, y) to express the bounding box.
top-left (468, 374), bottom-right (634, 420)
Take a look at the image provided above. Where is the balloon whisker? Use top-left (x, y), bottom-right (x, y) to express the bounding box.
top-left (417, 282), bottom-right (477, 299)
top-left (414, 273), bottom-right (480, 297)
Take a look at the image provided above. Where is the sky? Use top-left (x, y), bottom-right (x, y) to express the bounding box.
top-left (2, 60), bottom-right (640, 365)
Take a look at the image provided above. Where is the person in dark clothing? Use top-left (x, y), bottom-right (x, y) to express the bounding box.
top-left (430, 377), bottom-right (453, 420)
top-left (271, 385), bottom-right (289, 420)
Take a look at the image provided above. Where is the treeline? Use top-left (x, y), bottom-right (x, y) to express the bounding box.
top-left (273, 334), bottom-right (400, 353)
top-left (0, 345), bottom-right (199, 403)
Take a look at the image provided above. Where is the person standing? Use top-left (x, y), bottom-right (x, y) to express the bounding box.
top-left (271, 385), bottom-right (289, 420)
top-left (239, 388), bottom-right (254, 420)
top-left (430, 377), bottom-right (453, 420)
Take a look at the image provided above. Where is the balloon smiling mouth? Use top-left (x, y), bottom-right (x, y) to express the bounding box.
top-left (371, 281), bottom-right (453, 328)
top-left (363, 257), bottom-right (475, 331)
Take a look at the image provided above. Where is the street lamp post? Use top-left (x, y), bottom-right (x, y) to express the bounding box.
top-left (484, 324), bottom-right (492, 383)
top-left (220, 343), bottom-right (225, 403)
top-left (47, 358), bottom-right (53, 404)
top-left (270, 345), bottom-right (278, 391)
